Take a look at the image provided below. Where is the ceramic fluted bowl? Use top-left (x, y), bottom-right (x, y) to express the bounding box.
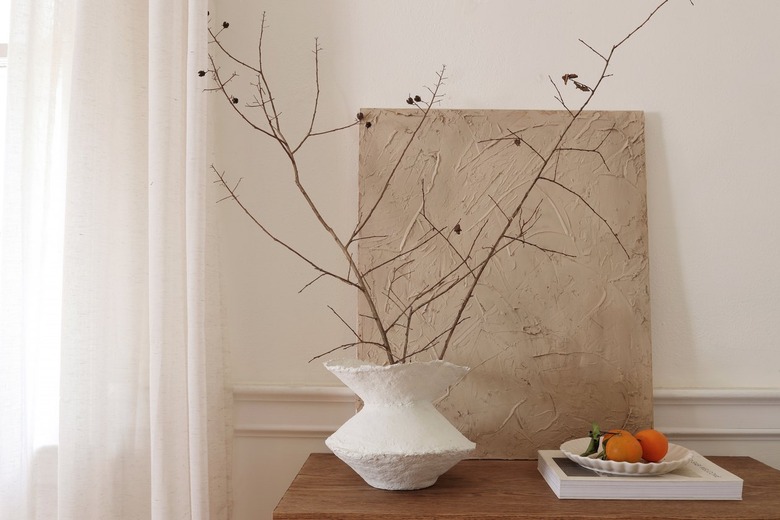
top-left (560, 437), bottom-right (693, 476)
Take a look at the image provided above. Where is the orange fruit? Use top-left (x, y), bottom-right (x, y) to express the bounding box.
top-left (604, 431), bottom-right (643, 463)
top-left (635, 429), bottom-right (669, 462)
top-left (601, 429), bottom-right (632, 444)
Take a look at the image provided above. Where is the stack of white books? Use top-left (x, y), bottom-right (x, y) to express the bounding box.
top-left (538, 450), bottom-right (743, 500)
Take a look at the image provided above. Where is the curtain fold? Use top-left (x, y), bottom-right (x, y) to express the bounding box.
top-left (1, 0), bottom-right (73, 518)
top-left (1, 0), bottom-right (230, 518)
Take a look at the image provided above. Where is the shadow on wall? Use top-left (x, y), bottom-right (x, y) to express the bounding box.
top-left (645, 112), bottom-right (697, 390)
top-left (30, 445), bottom-right (58, 518)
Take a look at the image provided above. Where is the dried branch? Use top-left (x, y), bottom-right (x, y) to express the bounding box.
top-left (549, 75), bottom-right (574, 117)
top-left (350, 66), bottom-right (448, 244)
top-left (437, 0), bottom-right (672, 360)
top-left (363, 229), bottom-right (438, 276)
top-left (207, 28), bottom-right (261, 75)
top-left (487, 195), bottom-right (511, 223)
top-left (207, 55), bottom-right (275, 139)
top-left (419, 180), bottom-right (472, 273)
top-left (502, 236), bottom-right (575, 258)
top-left (479, 130), bottom-right (545, 163)
top-left (579, 38), bottom-right (608, 62)
top-left (309, 340), bottom-right (387, 363)
top-left (328, 304), bottom-right (360, 340)
top-left (209, 15), bottom-right (408, 364)
top-left (299, 273), bottom-right (327, 293)
top-left (212, 166), bottom-right (358, 288)
top-left (538, 177), bottom-right (629, 258)
top-left (289, 40), bottom-right (361, 153)
top-left (383, 221), bottom-right (488, 335)
top-left (397, 317), bottom-right (470, 363)
top-left (556, 147), bottom-right (610, 172)
top-left (209, 0), bottom-right (677, 365)
top-left (614, 0), bottom-right (670, 51)
top-left (257, 12), bottom-right (283, 135)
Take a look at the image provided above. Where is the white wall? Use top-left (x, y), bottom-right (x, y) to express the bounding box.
top-left (211, 1), bottom-right (780, 518)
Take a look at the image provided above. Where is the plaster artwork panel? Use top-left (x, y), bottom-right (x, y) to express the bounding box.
top-left (356, 109), bottom-right (651, 459)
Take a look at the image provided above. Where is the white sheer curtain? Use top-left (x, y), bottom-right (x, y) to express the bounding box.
top-left (0, 0), bottom-right (230, 518)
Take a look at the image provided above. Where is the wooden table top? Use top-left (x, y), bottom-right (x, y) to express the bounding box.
top-left (273, 453), bottom-right (780, 520)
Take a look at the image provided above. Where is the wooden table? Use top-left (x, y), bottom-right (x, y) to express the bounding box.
top-left (274, 453), bottom-right (780, 519)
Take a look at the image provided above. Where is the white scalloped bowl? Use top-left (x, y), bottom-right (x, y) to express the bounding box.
top-left (560, 437), bottom-right (693, 476)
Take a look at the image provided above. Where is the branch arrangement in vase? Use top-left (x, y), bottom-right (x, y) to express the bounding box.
top-left (203, 0), bottom-right (684, 366)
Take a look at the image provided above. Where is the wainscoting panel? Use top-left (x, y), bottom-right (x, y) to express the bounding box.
top-left (233, 384), bottom-right (355, 439)
top-left (653, 388), bottom-right (780, 473)
top-left (233, 386), bottom-right (780, 520)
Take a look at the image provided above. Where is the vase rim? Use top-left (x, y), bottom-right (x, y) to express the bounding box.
top-left (323, 358), bottom-right (467, 373)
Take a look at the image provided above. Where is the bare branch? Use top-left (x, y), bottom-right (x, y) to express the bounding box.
top-left (328, 305), bottom-right (360, 340)
top-left (614, 0), bottom-right (671, 51)
top-left (401, 311), bottom-right (413, 362)
top-left (556, 147), bottom-right (610, 172)
top-left (309, 120), bottom-right (360, 138)
top-left (549, 75), bottom-right (574, 117)
top-left (502, 236), bottom-right (575, 258)
top-left (289, 40), bottom-right (359, 153)
top-left (208, 55), bottom-right (276, 139)
top-left (384, 222), bottom-right (487, 334)
top-left (538, 176), bottom-right (629, 258)
top-left (488, 194), bottom-right (511, 223)
top-left (257, 12), bottom-right (283, 135)
top-left (296, 38), bottom-right (322, 153)
top-left (309, 340), bottom-right (387, 363)
top-left (352, 66), bottom-right (447, 242)
top-left (579, 39), bottom-right (608, 62)
top-left (208, 28), bottom-right (261, 74)
top-left (397, 317), bottom-right (470, 363)
top-left (299, 273), bottom-right (327, 293)
top-left (211, 0), bottom-right (675, 364)
top-left (419, 180), bottom-right (472, 272)
top-left (437, 0), bottom-right (670, 360)
top-left (212, 165), bottom-right (360, 287)
top-left (363, 229), bottom-right (438, 276)
top-left (479, 130), bottom-right (545, 163)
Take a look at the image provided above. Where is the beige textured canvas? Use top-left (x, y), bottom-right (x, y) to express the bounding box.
top-left (357, 109), bottom-right (651, 459)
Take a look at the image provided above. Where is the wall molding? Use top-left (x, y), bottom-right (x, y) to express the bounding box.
top-left (233, 385), bottom-right (780, 441)
top-left (232, 384), bottom-right (355, 403)
top-left (653, 388), bottom-right (780, 443)
top-left (233, 385), bottom-right (355, 438)
top-left (653, 388), bottom-right (780, 405)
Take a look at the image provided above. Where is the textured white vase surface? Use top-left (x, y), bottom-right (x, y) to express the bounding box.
top-left (324, 359), bottom-right (476, 490)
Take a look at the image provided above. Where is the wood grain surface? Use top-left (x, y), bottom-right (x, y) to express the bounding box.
top-left (274, 453), bottom-right (780, 519)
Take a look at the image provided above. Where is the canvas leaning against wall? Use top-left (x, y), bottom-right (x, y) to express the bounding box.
top-left (357, 109), bottom-right (652, 459)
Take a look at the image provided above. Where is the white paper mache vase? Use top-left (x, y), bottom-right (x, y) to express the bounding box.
top-left (324, 358), bottom-right (476, 490)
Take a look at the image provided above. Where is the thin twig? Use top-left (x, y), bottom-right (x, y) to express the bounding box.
top-left (363, 229), bottom-right (438, 276)
top-left (549, 75), bottom-right (574, 117)
top-left (299, 273), bottom-right (327, 293)
top-left (556, 147), bottom-right (610, 172)
top-left (208, 28), bottom-right (261, 74)
top-left (212, 165), bottom-right (359, 287)
top-left (538, 176), bottom-right (629, 258)
top-left (208, 55), bottom-right (275, 139)
top-left (351, 66), bottom-right (447, 243)
top-left (614, 0), bottom-right (670, 50)
top-left (579, 39), bottom-right (608, 62)
top-left (502, 236), bottom-right (576, 258)
top-left (309, 340), bottom-right (387, 363)
top-left (328, 305), bottom-right (360, 340)
top-left (438, 0), bottom-right (670, 360)
top-left (257, 12), bottom-right (283, 135)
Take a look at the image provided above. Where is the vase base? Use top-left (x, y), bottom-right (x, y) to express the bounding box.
top-left (328, 445), bottom-right (474, 491)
